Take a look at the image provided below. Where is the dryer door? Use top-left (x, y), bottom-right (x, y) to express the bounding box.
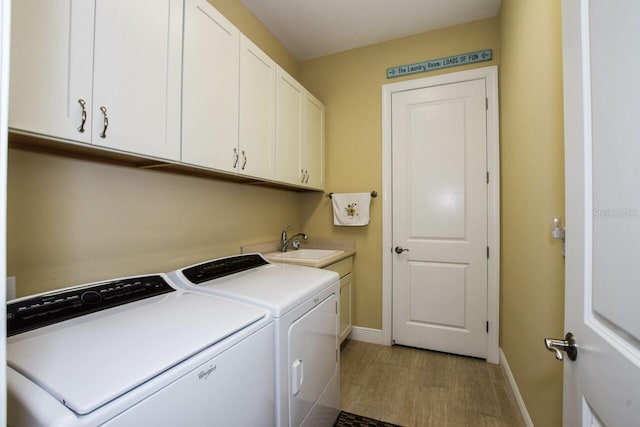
top-left (288, 294), bottom-right (338, 426)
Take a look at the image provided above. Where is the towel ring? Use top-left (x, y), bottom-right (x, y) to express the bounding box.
top-left (327, 191), bottom-right (377, 199)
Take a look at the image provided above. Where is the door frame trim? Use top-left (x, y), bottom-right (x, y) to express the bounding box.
top-left (381, 65), bottom-right (500, 363)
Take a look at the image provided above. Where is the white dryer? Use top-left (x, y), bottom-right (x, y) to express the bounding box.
top-left (7, 273), bottom-right (275, 426)
top-left (169, 254), bottom-right (341, 427)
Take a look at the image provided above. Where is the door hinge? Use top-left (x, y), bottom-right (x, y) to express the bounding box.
top-left (486, 97), bottom-right (488, 110)
top-left (486, 321), bottom-right (489, 333)
top-left (487, 246), bottom-right (490, 258)
top-left (486, 171), bottom-right (490, 184)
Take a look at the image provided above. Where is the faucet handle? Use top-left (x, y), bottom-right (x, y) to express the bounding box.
top-left (281, 225), bottom-right (293, 241)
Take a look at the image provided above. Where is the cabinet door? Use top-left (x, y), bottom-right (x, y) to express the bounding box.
top-left (182, 0), bottom-right (239, 171)
top-left (92, 0), bottom-right (183, 160)
top-left (239, 35), bottom-right (276, 180)
top-left (275, 67), bottom-right (304, 185)
top-left (302, 92), bottom-right (325, 190)
top-left (339, 273), bottom-right (353, 343)
top-left (9, 0), bottom-right (94, 143)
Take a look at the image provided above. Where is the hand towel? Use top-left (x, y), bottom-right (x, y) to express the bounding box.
top-left (332, 193), bottom-right (372, 226)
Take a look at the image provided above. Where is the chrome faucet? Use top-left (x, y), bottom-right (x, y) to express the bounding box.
top-left (281, 226), bottom-right (308, 252)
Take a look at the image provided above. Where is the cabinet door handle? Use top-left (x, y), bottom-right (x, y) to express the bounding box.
top-left (241, 150), bottom-right (247, 170)
top-left (305, 170), bottom-right (309, 183)
top-left (77, 99), bottom-right (87, 133)
top-left (233, 148), bottom-right (239, 168)
top-left (301, 169), bottom-right (305, 183)
top-left (99, 106), bottom-right (109, 138)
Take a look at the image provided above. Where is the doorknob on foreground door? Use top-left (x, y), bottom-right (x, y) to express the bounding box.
top-left (394, 246), bottom-right (409, 254)
top-left (544, 332), bottom-right (577, 361)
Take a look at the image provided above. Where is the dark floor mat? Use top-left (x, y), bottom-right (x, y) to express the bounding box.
top-left (333, 411), bottom-right (402, 427)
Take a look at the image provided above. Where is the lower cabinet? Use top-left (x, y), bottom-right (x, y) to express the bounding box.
top-left (339, 273), bottom-right (353, 343)
top-left (323, 257), bottom-right (353, 344)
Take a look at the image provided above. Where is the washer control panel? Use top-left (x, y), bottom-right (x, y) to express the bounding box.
top-left (7, 275), bottom-right (175, 336)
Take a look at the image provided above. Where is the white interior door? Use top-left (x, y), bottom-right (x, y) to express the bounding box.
top-left (391, 79), bottom-right (488, 359)
top-left (561, 0), bottom-right (640, 425)
top-left (1, 0), bottom-right (10, 420)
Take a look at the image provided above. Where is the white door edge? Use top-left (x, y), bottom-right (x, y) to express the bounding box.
top-left (381, 65), bottom-right (500, 363)
top-left (0, 0), bottom-right (10, 419)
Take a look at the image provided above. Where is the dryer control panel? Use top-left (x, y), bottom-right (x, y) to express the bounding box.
top-left (7, 275), bottom-right (175, 336)
top-left (183, 254), bottom-right (269, 284)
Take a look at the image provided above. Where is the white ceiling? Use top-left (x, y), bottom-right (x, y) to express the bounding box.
top-left (240, 0), bottom-right (502, 61)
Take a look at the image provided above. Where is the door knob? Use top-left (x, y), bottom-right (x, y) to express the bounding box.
top-left (394, 246), bottom-right (409, 254)
top-left (544, 332), bottom-right (577, 361)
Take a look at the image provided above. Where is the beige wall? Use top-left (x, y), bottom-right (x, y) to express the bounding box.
top-left (499, 0), bottom-right (565, 426)
top-left (298, 17), bottom-right (500, 329)
top-left (8, 147), bottom-right (301, 297)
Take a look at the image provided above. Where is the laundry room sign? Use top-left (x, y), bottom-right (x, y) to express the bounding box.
top-left (386, 49), bottom-right (492, 79)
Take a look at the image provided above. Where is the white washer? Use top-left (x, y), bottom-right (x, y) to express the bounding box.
top-left (169, 254), bottom-right (341, 427)
top-left (7, 273), bottom-right (275, 426)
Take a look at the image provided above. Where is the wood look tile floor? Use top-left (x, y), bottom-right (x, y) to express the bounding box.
top-left (340, 340), bottom-right (526, 427)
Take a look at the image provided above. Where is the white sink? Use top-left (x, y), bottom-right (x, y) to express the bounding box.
top-left (264, 249), bottom-right (345, 266)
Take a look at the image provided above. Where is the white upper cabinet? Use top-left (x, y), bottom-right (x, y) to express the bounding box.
top-left (9, 0), bottom-right (183, 161)
top-left (239, 35), bottom-right (276, 180)
top-left (9, 0), bottom-right (324, 190)
top-left (9, 0), bottom-right (95, 143)
top-left (92, 0), bottom-right (183, 160)
top-left (182, 0), bottom-right (239, 171)
top-left (302, 91), bottom-right (325, 190)
top-left (275, 66), bottom-right (326, 189)
top-left (275, 67), bottom-right (304, 185)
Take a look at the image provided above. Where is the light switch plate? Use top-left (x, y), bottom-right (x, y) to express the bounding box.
top-left (7, 276), bottom-right (16, 301)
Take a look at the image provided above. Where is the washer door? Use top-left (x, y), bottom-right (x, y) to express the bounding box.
top-left (288, 294), bottom-right (338, 426)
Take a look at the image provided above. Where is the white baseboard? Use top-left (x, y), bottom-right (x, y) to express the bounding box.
top-left (348, 326), bottom-right (384, 345)
top-left (500, 348), bottom-right (535, 427)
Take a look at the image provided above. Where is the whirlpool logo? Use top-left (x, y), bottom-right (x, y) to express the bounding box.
top-left (197, 364), bottom-right (217, 381)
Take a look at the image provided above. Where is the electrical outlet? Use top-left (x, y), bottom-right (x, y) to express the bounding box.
top-left (7, 276), bottom-right (16, 301)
